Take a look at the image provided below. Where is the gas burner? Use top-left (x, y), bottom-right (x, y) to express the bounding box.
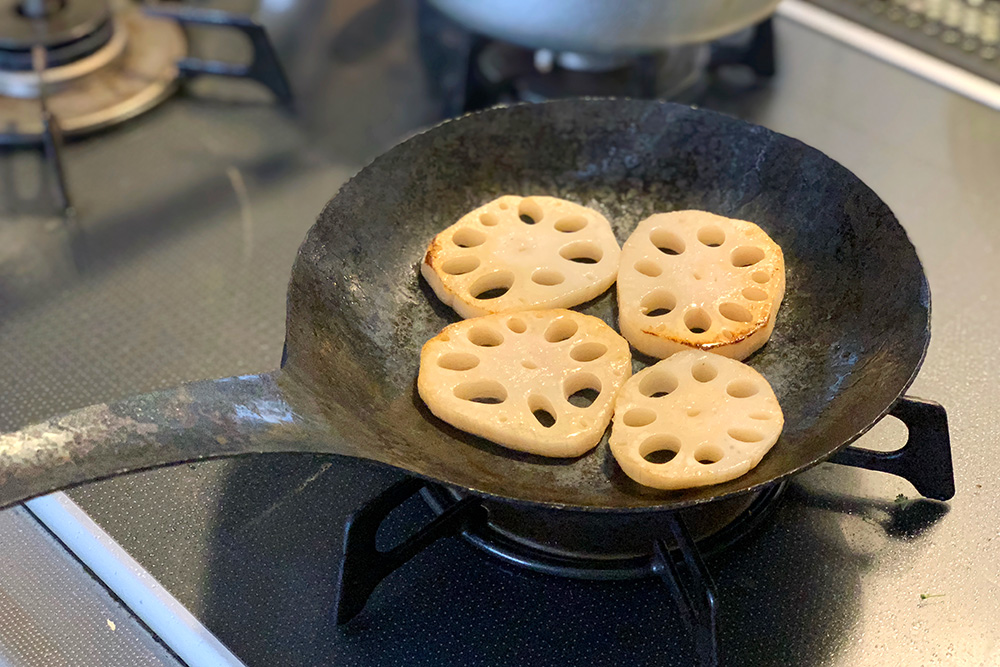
top-left (420, 482), bottom-right (785, 580)
top-left (0, 0), bottom-right (113, 69)
top-left (0, 0), bottom-right (184, 144)
top-left (469, 40), bottom-right (712, 107)
top-left (0, 0), bottom-right (291, 218)
top-left (334, 398), bottom-right (953, 667)
top-left (434, 16), bottom-right (778, 114)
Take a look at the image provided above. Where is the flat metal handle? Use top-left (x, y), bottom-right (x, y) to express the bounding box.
top-left (0, 372), bottom-right (331, 510)
top-left (829, 396), bottom-right (954, 500)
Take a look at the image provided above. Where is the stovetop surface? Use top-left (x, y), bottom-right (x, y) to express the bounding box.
top-left (1, 1), bottom-right (999, 665)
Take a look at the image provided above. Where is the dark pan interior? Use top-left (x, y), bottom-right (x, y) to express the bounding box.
top-left (283, 99), bottom-right (930, 511)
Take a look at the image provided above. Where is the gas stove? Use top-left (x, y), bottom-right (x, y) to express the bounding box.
top-left (0, 0), bottom-right (291, 229)
top-left (1, 1), bottom-right (999, 666)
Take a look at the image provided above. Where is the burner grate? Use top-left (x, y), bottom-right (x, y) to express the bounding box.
top-left (334, 395), bottom-right (953, 667)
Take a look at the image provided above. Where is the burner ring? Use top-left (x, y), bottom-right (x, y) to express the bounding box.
top-left (0, 15), bottom-right (123, 97)
top-left (421, 481), bottom-right (787, 580)
top-left (0, 18), bottom-right (114, 71)
top-left (0, 9), bottom-right (186, 144)
top-left (0, 0), bottom-right (111, 53)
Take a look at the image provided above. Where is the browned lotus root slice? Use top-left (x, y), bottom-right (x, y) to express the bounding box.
top-left (610, 351), bottom-right (783, 490)
top-left (418, 309), bottom-right (631, 457)
top-left (421, 196), bottom-right (620, 319)
top-left (617, 210), bottom-right (785, 360)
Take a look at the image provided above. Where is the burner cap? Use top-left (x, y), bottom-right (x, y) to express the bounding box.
top-left (0, 0), bottom-right (113, 70)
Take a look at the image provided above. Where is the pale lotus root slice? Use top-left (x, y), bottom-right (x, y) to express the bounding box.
top-left (418, 309), bottom-right (632, 457)
top-left (421, 195), bottom-right (621, 319)
top-left (617, 210), bottom-right (785, 360)
top-left (609, 351), bottom-right (783, 490)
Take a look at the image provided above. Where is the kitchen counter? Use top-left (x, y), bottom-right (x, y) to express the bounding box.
top-left (1, 1), bottom-right (999, 665)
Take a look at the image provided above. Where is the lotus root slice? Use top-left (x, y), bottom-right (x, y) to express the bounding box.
top-left (421, 195), bottom-right (621, 319)
top-left (618, 210), bottom-right (784, 360)
top-left (418, 309), bottom-right (631, 457)
top-left (610, 351), bottom-right (783, 489)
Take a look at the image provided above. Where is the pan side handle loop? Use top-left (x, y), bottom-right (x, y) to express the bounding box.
top-left (0, 371), bottom-right (320, 511)
top-left (829, 396), bottom-right (955, 501)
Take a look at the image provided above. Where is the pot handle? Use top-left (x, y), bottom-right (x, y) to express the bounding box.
top-left (828, 396), bottom-right (954, 501)
top-left (0, 371), bottom-right (320, 511)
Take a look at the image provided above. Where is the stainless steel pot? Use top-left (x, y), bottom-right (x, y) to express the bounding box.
top-left (427, 0), bottom-right (782, 53)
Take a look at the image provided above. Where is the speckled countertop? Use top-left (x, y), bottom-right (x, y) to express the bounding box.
top-left (1, 1), bottom-right (999, 665)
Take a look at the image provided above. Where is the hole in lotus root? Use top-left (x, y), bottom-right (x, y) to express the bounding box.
top-left (640, 435), bottom-right (680, 464)
top-left (529, 395), bottom-right (557, 428)
top-left (719, 302), bottom-right (753, 323)
top-left (639, 370), bottom-right (679, 398)
top-left (731, 246), bottom-right (765, 267)
top-left (479, 213), bottom-right (499, 226)
top-left (531, 269), bottom-right (565, 286)
top-left (453, 227), bottom-right (486, 248)
top-left (519, 198), bottom-right (544, 225)
top-left (570, 342), bottom-right (607, 362)
top-left (752, 270), bottom-right (770, 284)
top-left (749, 412), bottom-right (772, 420)
top-left (564, 372), bottom-right (601, 408)
top-left (635, 259), bottom-right (662, 277)
top-left (684, 308), bottom-right (712, 334)
top-left (559, 241), bottom-right (603, 264)
top-left (437, 352), bottom-right (479, 371)
top-left (555, 216), bottom-right (588, 232)
top-left (506, 317), bottom-right (527, 333)
top-left (695, 445), bottom-right (725, 464)
top-left (467, 325), bottom-right (503, 347)
top-left (691, 361), bottom-right (718, 383)
top-left (470, 271), bottom-right (513, 301)
top-left (623, 408), bottom-right (656, 427)
top-left (441, 256), bottom-right (480, 275)
top-left (544, 318), bottom-right (578, 343)
top-left (743, 286), bottom-right (768, 301)
top-left (728, 427), bottom-right (764, 443)
top-left (697, 226), bottom-right (726, 247)
top-left (454, 380), bottom-right (507, 405)
top-left (641, 290), bottom-right (676, 318)
top-left (726, 380), bottom-right (759, 398)
top-left (650, 228), bottom-right (685, 256)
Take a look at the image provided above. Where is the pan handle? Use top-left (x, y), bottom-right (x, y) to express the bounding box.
top-left (0, 371), bottom-right (329, 511)
top-left (828, 396), bottom-right (954, 501)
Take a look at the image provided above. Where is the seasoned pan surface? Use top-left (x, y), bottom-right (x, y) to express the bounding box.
top-left (282, 99), bottom-right (930, 510)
